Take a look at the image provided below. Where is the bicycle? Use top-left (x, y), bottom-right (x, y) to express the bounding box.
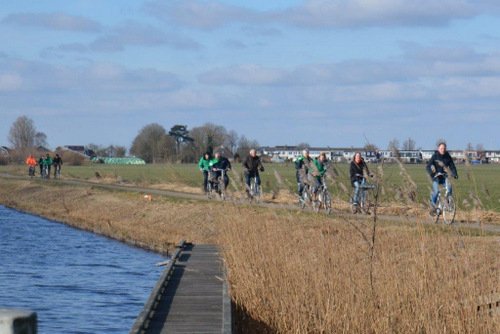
top-left (351, 174), bottom-right (376, 214)
top-left (314, 175), bottom-right (332, 214)
top-left (41, 164), bottom-right (49, 179)
top-left (431, 172), bottom-right (456, 225)
top-left (298, 182), bottom-right (314, 209)
top-left (28, 166), bottom-right (36, 178)
top-left (207, 168), bottom-right (227, 200)
top-left (247, 175), bottom-right (261, 202)
top-left (54, 164), bottom-right (61, 179)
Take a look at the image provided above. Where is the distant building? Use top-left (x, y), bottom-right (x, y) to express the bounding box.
top-left (0, 146), bottom-right (10, 156)
top-left (64, 145), bottom-right (96, 158)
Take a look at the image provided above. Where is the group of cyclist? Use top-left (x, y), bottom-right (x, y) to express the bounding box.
top-left (25, 153), bottom-right (63, 179)
top-left (198, 141), bottom-right (459, 217)
top-left (198, 149), bottom-right (265, 196)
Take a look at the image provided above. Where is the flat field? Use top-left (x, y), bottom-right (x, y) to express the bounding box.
top-left (2, 162), bottom-right (499, 211)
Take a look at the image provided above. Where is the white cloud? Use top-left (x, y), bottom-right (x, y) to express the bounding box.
top-left (2, 12), bottom-right (102, 32)
top-left (144, 0), bottom-right (257, 29)
top-left (0, 73), bottom-right (22, 91)
top-left (199, 64), bottom-right (287, 85)
top-left (144, 0), bottom-right (484, 30)
top-left (91, 21), bottom-right (201, 52)
top-left (282, 0), bottom-right (476, 28)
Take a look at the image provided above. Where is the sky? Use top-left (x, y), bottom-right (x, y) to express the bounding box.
top-left (1, 0), bottom-right (500, 151)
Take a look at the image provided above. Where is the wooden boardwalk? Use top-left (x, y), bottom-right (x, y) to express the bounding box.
top-left (130, 242), bottom-right (232, 334)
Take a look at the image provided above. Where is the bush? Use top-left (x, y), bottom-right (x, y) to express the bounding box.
top-left (58, 150), bottom-right (86, 166)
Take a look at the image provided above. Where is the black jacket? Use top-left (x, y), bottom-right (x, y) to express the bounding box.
top-left (350, 159), bottom-right (370, 185)
top-left (242, 155), bottom-right (264, 174)
top-left (426, 151), bottom-right (457, 178)
top-left (212, 157), bottom-right (231, 171)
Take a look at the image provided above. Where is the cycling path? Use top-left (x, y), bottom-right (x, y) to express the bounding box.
top-left (1, 173), bottom-right (499, 235)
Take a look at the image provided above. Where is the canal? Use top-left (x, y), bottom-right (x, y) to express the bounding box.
top-left (0, 205), bottom-right (165, 333)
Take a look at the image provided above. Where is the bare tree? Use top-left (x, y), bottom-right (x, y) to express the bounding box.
top-left (8, 115), bottom-right (37, 149)
top-left (466, 142), bottom-right (474, 151)
top-left (236, 135), bottom-right (259, 158)
top-left (225, 130), bottom-right (239, 155)
top-left (402, 137), bottom-right (416, 150)
top-left (476, 143), bottom-right (485, 161)
top-left (297, 142), bottom-right (310, 150)
top-left (364, 143), bottom-right (378, 152)
top-left (34, 132), bottom-right (48, 148)
top-left (189, 123), bottom-right (229, 158)
top-left (387, 138), bottom-right (400, 158)
top-left (130, 123), bottom-right (175, 163)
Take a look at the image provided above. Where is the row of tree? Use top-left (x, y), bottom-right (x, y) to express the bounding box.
top-left (130, 123), bottom-right (259, 163)
top-left (7, 116), bottom-right (487, 164)
top-left (6, 116), bottom-right (260, 164)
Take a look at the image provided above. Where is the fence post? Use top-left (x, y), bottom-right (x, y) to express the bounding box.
top-left (0, 309), bottom-right (37, 334)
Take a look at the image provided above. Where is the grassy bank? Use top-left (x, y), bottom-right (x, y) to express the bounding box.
top-left (0, 177), bottom-right (498, 333)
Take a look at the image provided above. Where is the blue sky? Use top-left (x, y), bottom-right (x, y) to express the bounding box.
top-left (1, 0), bottom-right (500, 150)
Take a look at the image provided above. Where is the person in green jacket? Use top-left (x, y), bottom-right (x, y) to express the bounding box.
top-left (198, 152), bottom-right (212, 192)
top-left (43, 153), bottom-right (53, 178)
top-left (311, 152), bottom-right (327, 199)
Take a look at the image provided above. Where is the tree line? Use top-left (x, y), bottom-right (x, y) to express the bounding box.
top-left (6, 115), bottom-right (486, 164)
top-left (5, 116), bottom-right (259, 164)
top-left (130, 122), bottom-right (259, 163)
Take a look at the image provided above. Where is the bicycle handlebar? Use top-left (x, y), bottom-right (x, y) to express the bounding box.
top-left (433, 172), bottom-right (447, 179)
top-left (211, 168), bottom-right (229, 172)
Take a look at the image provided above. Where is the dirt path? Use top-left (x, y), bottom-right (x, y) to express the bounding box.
top-left (1, 173), bottom-right (499, 235)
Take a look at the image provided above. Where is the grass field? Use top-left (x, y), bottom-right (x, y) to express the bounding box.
top-left (2, 161), bottom-right (499, 211)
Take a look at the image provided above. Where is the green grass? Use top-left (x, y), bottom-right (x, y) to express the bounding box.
top-left (2, 162), bottom-right (499, 211)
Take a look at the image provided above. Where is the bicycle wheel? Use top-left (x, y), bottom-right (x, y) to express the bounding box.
top-left (313, 193), bottom-right (320, 212)
top-left (219, 179), bottom-right (226, 200)
top-left (323, 191), bottom-right (332, 215)
top-left (300, 190), bottom-right (309, 209)
top-left (442, 195), bottom-right (456, 225)
top-left (361, 190), bottom-right (371, 214)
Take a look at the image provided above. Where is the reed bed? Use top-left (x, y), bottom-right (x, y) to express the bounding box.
top-left (220, 211), bottom-right (499, 333)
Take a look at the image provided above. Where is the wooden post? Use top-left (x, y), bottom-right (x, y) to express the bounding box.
top-left (0, 309), bottom-right (37, 334)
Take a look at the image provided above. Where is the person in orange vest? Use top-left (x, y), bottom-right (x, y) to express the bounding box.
top-left (26, 154), bottom-right (37, 177)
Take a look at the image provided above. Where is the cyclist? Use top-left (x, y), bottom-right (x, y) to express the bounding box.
top-left (43, 153), bottom-right (53, 178)
top-left (52, 153), bottom-right (63, 178)
top-left (242, 148), bottom-right (264, 195)
top-left (26, 154), bottom-right (37, 177)
top-left (38, 156), bottom-right (44, 176)
top-left (350, 152), bottom-right (373, 206)
top-left (209, 151), bottom-right (231, 189)
top-left (295, 148), bottom-right (313, 198)
top-left (198, 152), bottom-right (212, 192)
top-left (426, 142), bottom-right (458, 215)
top-left (311, 152), bottom-right (327, 200)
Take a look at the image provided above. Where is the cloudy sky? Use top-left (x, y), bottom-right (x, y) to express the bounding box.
top-left (1, 0), bottom-right (500, 150)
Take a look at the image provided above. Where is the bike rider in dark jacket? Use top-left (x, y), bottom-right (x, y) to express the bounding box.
top-left (295, 148), bottom-right (313, 197)
top-left (52, 153), bottom-right (63, 177)
top-left (209, 151), bottom-right (232, 189)
top-left (350, 152), bottom-right (372, 206)
top-left (426, 142), bottom-right (458, 211)
top-left (242, 149), bottom-right (264, 193)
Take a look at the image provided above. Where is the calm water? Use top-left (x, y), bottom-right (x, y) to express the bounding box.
top-left (0, 205), bottom-right (165, 333)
